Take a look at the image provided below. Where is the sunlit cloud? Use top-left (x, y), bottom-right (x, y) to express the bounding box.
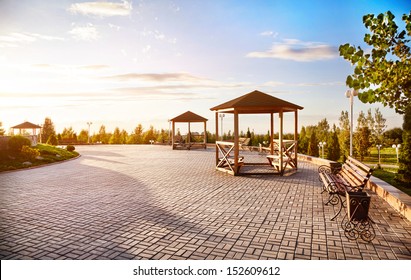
top-left (69, 23), bottom-right (99, 41)
top-left (246, 39), bottom-right (338, 62)
top-left (68, 0), bottom-right (133, 17)
top-left (31, 64), bottom-right (109, 70)
top-left (0, 32), bottom-right (64, 48)
top-left (103, 72), bottom-right (210, 83)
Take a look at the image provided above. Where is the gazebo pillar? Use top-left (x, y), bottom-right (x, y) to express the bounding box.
top-left (203, 121), bottom-right (207, 148)
top-left (270, 113), bottom-right (274, 155)
top-left (234, 109), bottom-right (239, 174)
top-left (172, 121), bottom-right (176, 150)
top-left (294, 110), bottom-right (298, 168)
top-left (215, 111), bottom-right (219, 165)
top-left (279, 110), bottom-right (284, 174)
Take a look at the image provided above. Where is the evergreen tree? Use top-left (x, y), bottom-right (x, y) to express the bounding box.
top-left (41, 117), bottom-right (56, 144)
top-left (327, 125), bottom-right (341, 161)
top-left (98, 125), bottom-right (109, 144)
top-left (398, 106), bottom-right (411, 185)
top-left (298, 126), bottom-right (309, 154)
top-left (109, 127), bottom-right (122, 144)
top-left (338, 111), bottom-right (350, 159)
top-left (307, 131), bottom-right (319, 157)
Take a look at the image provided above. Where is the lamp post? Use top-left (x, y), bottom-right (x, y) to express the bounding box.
top-left (376, 144), bottom-right (382, 165)
top-left (392, 144), bottom-right (401, 163)
top-left (345, 89), bottom-right (358, 156)
top-left (318, 141), bottom-right (326, 158)
top-left (219, 113), bottom-right (225, 140)
top-left (87, 122), bottom-right (92, 144)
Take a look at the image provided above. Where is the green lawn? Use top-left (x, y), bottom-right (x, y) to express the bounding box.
top-left (0, 144), bottom-right (79, 172)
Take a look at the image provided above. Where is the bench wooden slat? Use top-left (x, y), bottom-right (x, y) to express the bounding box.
top-left (347, 156), bottom-right (372, 173)
top-left (341, 165), bottom-right (365, 186)
top-left (344, 160), bottom-right (371, 178)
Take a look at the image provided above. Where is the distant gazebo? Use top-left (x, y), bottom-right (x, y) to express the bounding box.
top-left (210, 90), bottom-right (304, 176)
top-left (11, 121), bottom-right (42, 146)
top-left (170, 111), bottom-right (208, 150)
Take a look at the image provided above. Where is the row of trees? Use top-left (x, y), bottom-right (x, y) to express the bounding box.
top-left (298, 108), bottom-right (402, 161)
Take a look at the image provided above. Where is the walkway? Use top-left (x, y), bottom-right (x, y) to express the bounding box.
top-left (0, 145), bottom-right (410, 260)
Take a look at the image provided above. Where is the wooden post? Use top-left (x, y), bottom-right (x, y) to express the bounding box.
top-left (172, 121), bottom-right (175, 149)
top-left (188, 122), bottom-right (191, 148)
top-left (215, 111), bottom-right (219, 165)
top-left (279, 110), bottom-right (283, 174)
top-left (294, 110), bottom-right (298, 168)
top-left (204, 121), bottom-right (207, 149)
top-left (234, 109), bottom-right (239, 175)
top-left (270, 113), bottom-right (274, 155)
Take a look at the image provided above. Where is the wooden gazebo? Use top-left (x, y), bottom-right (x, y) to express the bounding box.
top-left (170, 111), bottom-right (208, 150)
top-left (210, 90), bottom-right (303, 175)
top-left (11, 121), bottom-right (42, 146)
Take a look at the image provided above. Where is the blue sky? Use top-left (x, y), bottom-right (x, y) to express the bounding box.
top-left (0, 0), bottom-right (409, 135)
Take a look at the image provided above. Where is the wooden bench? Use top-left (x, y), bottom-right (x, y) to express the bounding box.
top-left (318, 156), bottom-right (373, 221)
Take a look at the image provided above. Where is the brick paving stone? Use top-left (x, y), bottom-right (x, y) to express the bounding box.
top-left (1, 145), bottom-right (411, 260)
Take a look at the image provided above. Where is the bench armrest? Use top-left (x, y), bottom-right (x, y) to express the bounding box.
top-left (318, 165), bottom-right (332, 174)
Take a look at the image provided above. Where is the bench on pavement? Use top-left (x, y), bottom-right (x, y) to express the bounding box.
top-left (318, 156), bottom-right (376, 242)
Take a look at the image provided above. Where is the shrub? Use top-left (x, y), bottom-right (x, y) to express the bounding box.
top-left (8, 136), bottom-right (31, 154)
top-left (20, 145), bottom-right (40, 161)
top-left (66, 145), bottom-right (75, 152)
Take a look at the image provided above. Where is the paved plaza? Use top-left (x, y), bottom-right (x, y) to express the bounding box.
top-left (0, 145), bottom-right (410, 260)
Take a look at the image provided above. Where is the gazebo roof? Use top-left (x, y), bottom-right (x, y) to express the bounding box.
top-left (11, 121), bottom-right (41, 129)
top-left (170, 111), bottom-right (208, 123)
top-left (210, 90), bottom-right (303, 114)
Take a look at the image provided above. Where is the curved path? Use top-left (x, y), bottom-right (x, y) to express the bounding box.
top-left (1, 145), bottom-right (410, 260)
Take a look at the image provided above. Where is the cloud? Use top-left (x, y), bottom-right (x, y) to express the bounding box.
top-left (31, 64), bottom-right (109, 70)
top-left (246, 39), bottom-right (338, 62)
top-left (0, 32), bottom-right (64, 48)
top-left (103, 72), bottom-right (210, 83)
top-left (259, 31), bottom-right (279, 38)
top-left (68, 1), bottom-right (132, 17)
top-left (69, 24), bottom-right (99, 41)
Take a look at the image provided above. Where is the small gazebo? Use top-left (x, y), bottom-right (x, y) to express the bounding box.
top-left (210, 90), bottom-right (303, 175)
top-left (170, 111), bottom-right (208, 150)
top-left (11, 121), bottom-right (42, 146)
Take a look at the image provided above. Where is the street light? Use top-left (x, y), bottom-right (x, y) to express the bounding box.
top-left (87, 122), bottom-right (92, 144)
top-left (219, 113), bottom-right (225, 140)
top-left (392, 144), bottom-right (401, 163)
top-left (345, 89), bottom-right (358, 156)
top-left (376, 144), bottom-right (382, 165)
top-left (318, 141), bottom-right (326, 158)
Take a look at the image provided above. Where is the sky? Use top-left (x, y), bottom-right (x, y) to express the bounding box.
top-left (0, 0), bottom-right (410, 136)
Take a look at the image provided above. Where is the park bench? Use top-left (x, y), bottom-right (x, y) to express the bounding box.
top-left (318, 156), bottom-right (376, 242)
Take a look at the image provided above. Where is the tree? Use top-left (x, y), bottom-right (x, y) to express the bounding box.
top-left (398, 106), bottom-right (411, 184)
top-left (339, 11), bottom-right (411, 183)
top-left (78, 129), bottom-right (89, 143)
top-left (98, 125), bottom-right (109, 144)
top-left (41, 117), bottom-right (56, 144)
top-left (316, 118), bottom-right (330, 142)
top-left (384, 127), bottom-right (403, 145)
top-left (128, 124), bottom-right (144, 144)
top-left (298, 126), bottom-right (309, 154)
top-left (0, 121), bottom-right (5, 136)
top-left (373, 108), bottom-right (387, 145)
top-left (338, 111), bottom-right (350, 159)
top-left (61, 127), bottom-right (77, 144)
top-left (109, 127), bottom-right (122, 144)
top-left (327, 125), bottom-right (341, 161)
top-left (307, 131), bottom-right (319, 157)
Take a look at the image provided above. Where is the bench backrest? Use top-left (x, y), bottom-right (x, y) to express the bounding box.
top-left (339, 156), bottom-right (373, 188)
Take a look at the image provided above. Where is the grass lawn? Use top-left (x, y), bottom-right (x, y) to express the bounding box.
top-left (0, 144), bottom-right (79, 172)
top-left (336, 147), bottom-right (410, 196)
